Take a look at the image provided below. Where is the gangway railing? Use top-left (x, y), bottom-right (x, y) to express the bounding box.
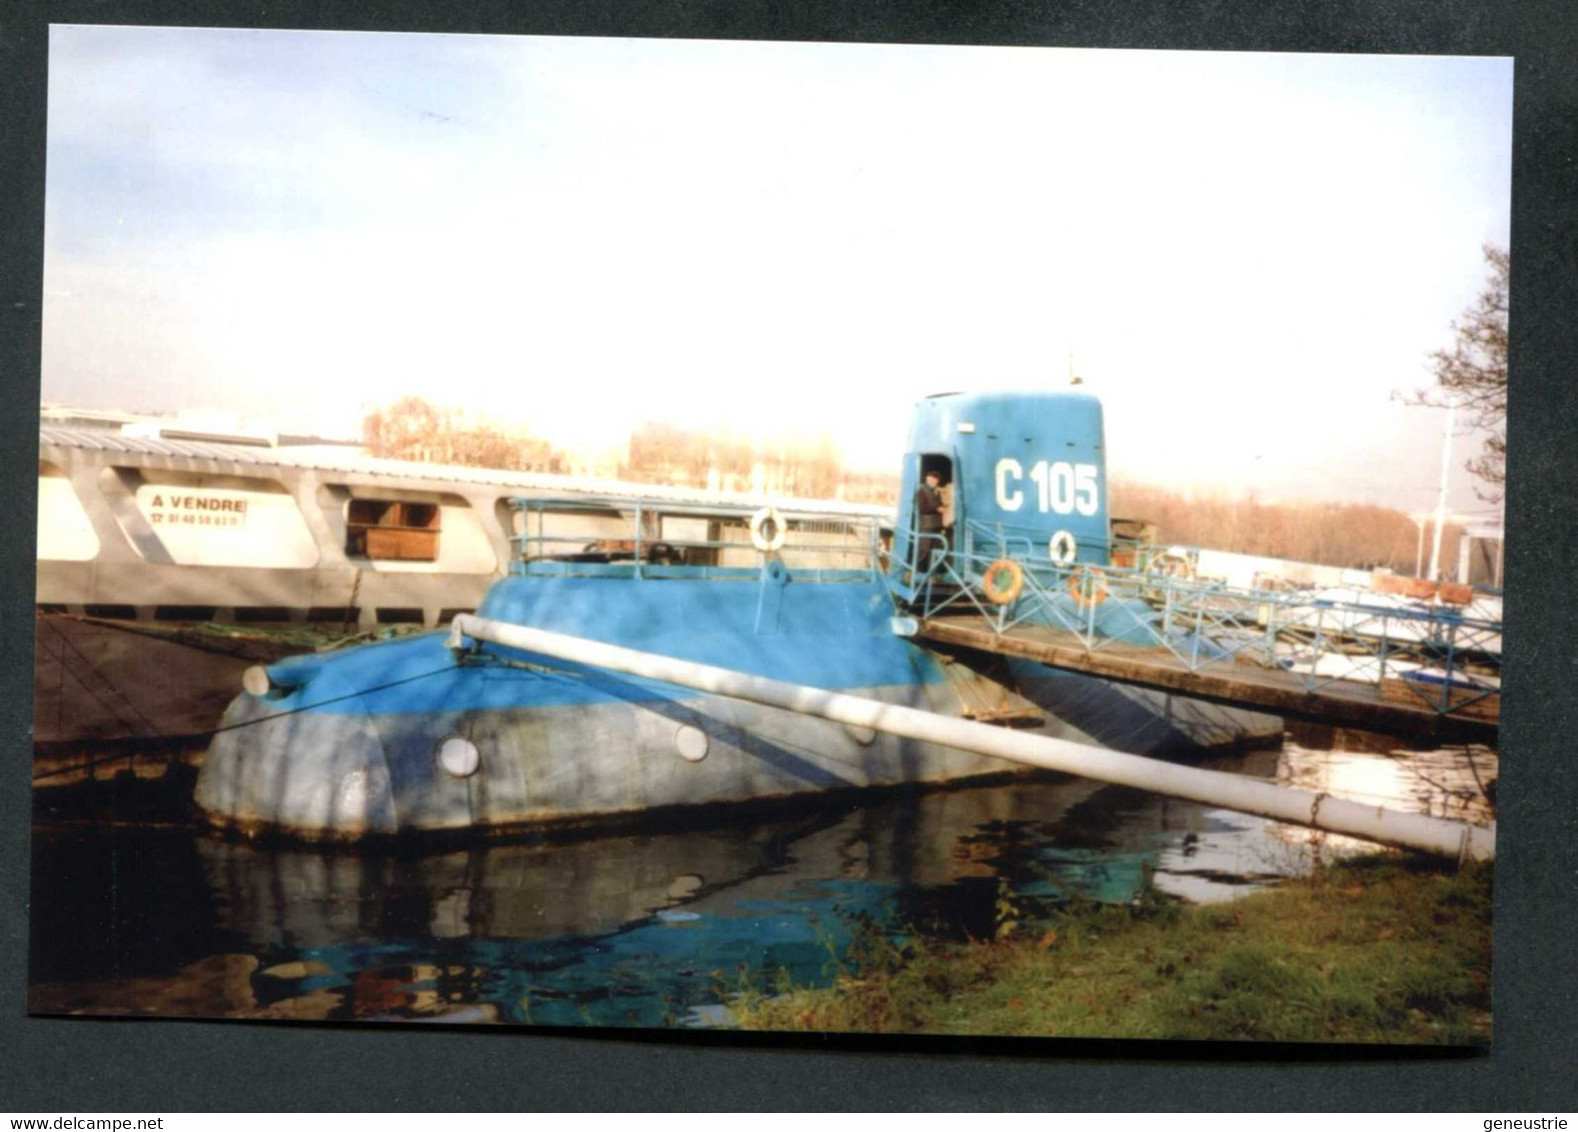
top-left (895, 531), bottom-right (1501, 722)
top-left (506, 495), bottom-right (885, 584)
top-left (503, 496), bottom-right (1500, 723)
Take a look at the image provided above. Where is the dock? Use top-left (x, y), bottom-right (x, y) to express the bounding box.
top-left (896, 522), bottom-right (1501, 746)
top-left (919, 615), bottom-right (1497, 744)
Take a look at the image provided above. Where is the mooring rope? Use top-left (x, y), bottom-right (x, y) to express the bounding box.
top-left (32, 660), bottom-right (461, 783)
top-left (341, 567), bottom-right (363, 635)
top-left (40, 615), bottom-right (164, 738)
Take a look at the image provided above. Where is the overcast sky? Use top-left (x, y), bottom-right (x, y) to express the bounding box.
top-left (43, 27), bottom-right (1512, 514)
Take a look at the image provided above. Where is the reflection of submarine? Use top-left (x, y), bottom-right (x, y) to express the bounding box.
top-left (195, 819), bottom-right (806, 948)
top-left (36, 773), bottom-right (1296, 1025)
top-left (194, 776), bottom-right (1184, 1025)
top-left (193, 778), bottom-right (1123, 949)
top-left (196, 391), bottom-right (1281, 840)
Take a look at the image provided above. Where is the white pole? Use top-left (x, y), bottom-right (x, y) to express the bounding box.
top-left (447, 615), bottom-right (1495, 861)
top-left (1428, 399), bottom-right (1456, 582)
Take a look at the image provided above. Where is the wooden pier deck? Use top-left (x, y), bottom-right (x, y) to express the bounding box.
top-left (919, 615), bottom-right (1499, 744)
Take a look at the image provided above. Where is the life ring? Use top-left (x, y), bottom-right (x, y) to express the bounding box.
top-left (980, 558), bottom-right (1025, 605)
top-left (749, 506), bottom-right (787, 553)
top-left (1150, 546), bottom-right (1194, 580)
top-left (1048, 529), bottom-right (1078, 565)
top-left (1068, 565), bottom-right (1109, 607)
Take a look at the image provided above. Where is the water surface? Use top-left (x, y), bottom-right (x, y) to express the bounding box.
top-left (28, 730), bottom-right (1495, 1029)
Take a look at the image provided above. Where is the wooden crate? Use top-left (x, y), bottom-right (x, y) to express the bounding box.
top-left (365, 527), bottom-right (439, 561)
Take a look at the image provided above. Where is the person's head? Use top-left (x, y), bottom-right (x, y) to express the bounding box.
top-left (924, 471), bottom-right (940, 486)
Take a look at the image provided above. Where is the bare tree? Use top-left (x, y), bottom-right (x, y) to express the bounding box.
top-left (1414, 245), bottom-right (1509, 501)
top-left (363, 395), bottom-right (445, 462)
top-left (627, 421), bottom-right (710, 486)
top-left (1109, 480), bottom-right (1458, 573)
top-left (625, 420), bottom-right (848, 496)
top-left (363, 397), bottom-right (565, 473)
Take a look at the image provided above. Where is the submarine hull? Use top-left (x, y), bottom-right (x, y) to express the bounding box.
top-left (195, 555), bottom-right (1281, 841)
top-left (196, 664), bottom-right (1051, 840)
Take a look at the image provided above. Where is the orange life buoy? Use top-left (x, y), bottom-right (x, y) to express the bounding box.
top-left (1150, 546), bottom-right (1195, 580)
top-left (980, 558), bottom-right (1025, 605)
top-left (1068, 565), bottom-right (1109, 607)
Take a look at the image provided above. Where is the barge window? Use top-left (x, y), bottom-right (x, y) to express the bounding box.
top-left (346, 500), bottom-right (440, 561)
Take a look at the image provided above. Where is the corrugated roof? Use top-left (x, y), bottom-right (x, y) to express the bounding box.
top-left (41, 425), bottom-right (293, 462)
top-left (37, 425), bottom-right (895, 520)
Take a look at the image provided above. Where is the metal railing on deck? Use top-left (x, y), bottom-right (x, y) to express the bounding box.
top-left (897, 525), bottom-right (1502, 721)
top-left (507, 496), bottom-right (885, 583)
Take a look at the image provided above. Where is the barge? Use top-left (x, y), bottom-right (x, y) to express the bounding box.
top-left (37, 422), bottom-right (883, 629)
top-left (33, 423), bottom-right (884, 754)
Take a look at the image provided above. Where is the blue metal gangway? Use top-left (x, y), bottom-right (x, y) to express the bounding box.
top-left (891, 519), bottom-right (1501, 741)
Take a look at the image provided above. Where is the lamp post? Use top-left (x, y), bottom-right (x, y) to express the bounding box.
top-left (1427, 398), bottom-right (1456, 582)
top-left (1408, 511), bottom-right (1432, 579)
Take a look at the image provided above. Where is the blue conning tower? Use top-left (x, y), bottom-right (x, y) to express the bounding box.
top-left (889, 390), bottom-right (1109, 596)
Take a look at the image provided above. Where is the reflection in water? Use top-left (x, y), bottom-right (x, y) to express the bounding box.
top-left (1266, 729), bottom-right (1497, 860)
top-left (29, 732), bottom-right (1494, 1029)
top-left (1148, 734), bottom-right (1497, 894)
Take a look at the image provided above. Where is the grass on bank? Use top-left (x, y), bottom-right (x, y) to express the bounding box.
top-left (728, 854), bottom-right (1492, 1044)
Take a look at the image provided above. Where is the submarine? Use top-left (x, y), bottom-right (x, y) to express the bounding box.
top-left (195, 390), bottom-right (1282, 840)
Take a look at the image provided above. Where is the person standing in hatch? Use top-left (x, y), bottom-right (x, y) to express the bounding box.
top-left (939, 474), bottom-right (955, 556)
top-left (915, 470), bottom-right (944, 574)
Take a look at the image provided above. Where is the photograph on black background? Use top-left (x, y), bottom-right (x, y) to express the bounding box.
top-left (31, 26), bottom-right (1505, 1042)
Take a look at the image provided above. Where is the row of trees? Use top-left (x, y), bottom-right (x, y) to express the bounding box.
top-left (358, 396), bottom-right (1458, 572)
top-left (1108, 482), bottom-right (1457, 574)
top-left (1108, 245), bottom-right (1504, 573)
top-left (359, 397), bottom-right (898, 502)
top-left (362, 396), bottom-right (568, 473)
top-left (356, 245), bottom-right (1503, 568)
top-left (624, 420), bottom-right (848, 499)
top-left (1109, 245), bottom-right (1503, 573)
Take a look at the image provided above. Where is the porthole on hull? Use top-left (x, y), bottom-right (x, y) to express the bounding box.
top-left (675, 724), bottom-right (709, 763)
top-left (438, 736), bottom-right (481, 778)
